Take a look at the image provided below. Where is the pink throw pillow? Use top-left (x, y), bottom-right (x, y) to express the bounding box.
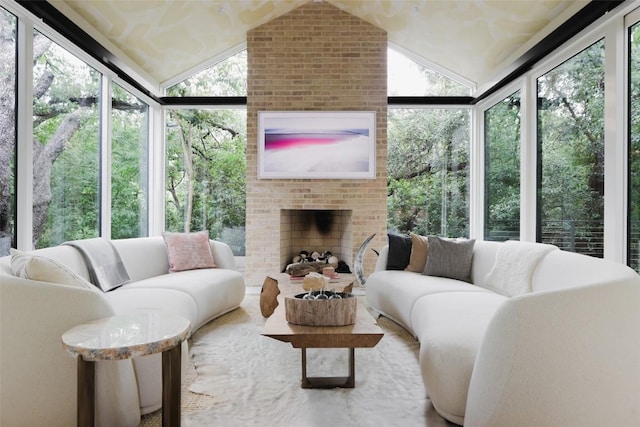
top-left (162, 231), bottom-right (216, 272)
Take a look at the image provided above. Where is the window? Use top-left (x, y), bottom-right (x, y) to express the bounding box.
top-left (629, 21), bottom-right (640, 272)
top-left (537, 40), bottom-right (605, 256)
top-left (166, 50), bottom-right (247, 96)
top-left (111, 83), bottom-right (149, 238)
top-left (387, 108), bottom-right (470, 237)
top-left (0, 7), bottom-right (16, 255)
top-left (33, 31), bottom-right (101, 248)
top-left (165, 108), bottom-right (246, 255)
top-left (484, 91), bottom-right (521, 241)
top-left (388, 48), bottom-right (470, 96)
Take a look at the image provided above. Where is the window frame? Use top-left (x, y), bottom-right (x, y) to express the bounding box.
top-left (5, 0), bottom-right (159, 249)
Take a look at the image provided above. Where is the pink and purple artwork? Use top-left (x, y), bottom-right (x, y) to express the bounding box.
top-left (258, 111), bottom-right (376, 179)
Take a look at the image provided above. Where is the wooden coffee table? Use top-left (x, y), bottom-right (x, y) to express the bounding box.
top-left (261, 277), bottom-right (383, 389)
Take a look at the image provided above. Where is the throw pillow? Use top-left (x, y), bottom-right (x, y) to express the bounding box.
top-left (405, 233), bottom-right (429, 273)
top-left (423, 236), bottom-right (475, 282)
top-left (10, 249), bottom-right (94, 289)
top-left (483, 240), bottom-right (558, 297)
top-left (386, 233), bottom-right (412, 270)
top-left (162, 230), bottom-right (216, 272)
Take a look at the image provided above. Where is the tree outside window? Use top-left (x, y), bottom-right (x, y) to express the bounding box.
top-left (537, 40), bottom-right (605, 257)
top-left (0, 7), bottom-right (16, 255)
top-left (484, 91), bottom-right (521, 241)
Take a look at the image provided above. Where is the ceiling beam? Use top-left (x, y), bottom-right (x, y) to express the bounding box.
top-left (16, 0), bottom-right (161, 103)
top-left (473, 0), bottom-right (625, 104)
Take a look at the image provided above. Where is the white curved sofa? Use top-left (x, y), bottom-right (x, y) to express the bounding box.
top-left (0, 236), bottom-right (246, 427)
top-left (366, 238), bottom-right (640, 427)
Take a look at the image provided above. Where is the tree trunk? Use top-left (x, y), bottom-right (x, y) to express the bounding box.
top-left (32, 112), bottom-right (82, 246)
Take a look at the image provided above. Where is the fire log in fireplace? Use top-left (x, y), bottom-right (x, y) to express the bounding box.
top-left (285, 249), bottom-right (351, 277)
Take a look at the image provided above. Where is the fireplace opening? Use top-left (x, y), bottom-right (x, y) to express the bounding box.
top-left (280, 209), bottom-right (353, 273)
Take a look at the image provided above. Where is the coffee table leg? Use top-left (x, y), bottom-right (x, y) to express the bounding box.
top-left (162, 344), bottom-right (182, 427)
top-left (77, 356), bottom-right (95, 427)
top-left (301, 348), bottom-right (355, 389)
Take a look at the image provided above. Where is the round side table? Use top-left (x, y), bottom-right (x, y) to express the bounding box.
top-left (62, 311), bottom-right (191, 427)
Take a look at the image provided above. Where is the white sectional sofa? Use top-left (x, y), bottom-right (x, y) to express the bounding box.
top-left (0, 236), bottom-right (246, 427)
top-left (366, 237), bottom-right (640, 427)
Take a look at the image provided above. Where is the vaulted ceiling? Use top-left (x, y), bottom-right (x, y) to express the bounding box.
top-left (48, 0), bottom-right (590, 92)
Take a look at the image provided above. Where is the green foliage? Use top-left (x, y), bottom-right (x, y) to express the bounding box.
top-left (165, 108), bottom-right (246, 254)
top-left (387, 108), bottom-right (470, 237)
top-left (537, 40), bottom-right (605, 256)
top-left (40, 112), bottom-right (100, 247)
top-left (628, 23), bottom-right (640, 270)
top-left (485, 91), bottom-right (521, 241)
top-left (111, 84), bottom-right (149, 239)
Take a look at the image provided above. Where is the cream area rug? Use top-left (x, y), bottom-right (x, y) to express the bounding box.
top-left (159, 295), bottom-right (456, 427)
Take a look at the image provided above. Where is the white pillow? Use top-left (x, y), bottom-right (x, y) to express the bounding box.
top-left (483, 241), bottom-right (558, 297)
top-left (10, 249), bottom-right (94, 289)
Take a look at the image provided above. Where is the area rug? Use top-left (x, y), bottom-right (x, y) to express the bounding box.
top-left (181, 295), bottom-right (453, 427)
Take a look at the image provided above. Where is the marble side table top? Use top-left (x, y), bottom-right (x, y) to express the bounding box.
top-left (62, 311), bottom-right (191, 361)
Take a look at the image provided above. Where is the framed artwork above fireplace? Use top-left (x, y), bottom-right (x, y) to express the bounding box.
top-left (258, 111), bottom-right (376, 179)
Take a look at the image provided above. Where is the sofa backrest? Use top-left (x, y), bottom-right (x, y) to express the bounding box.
top-left (0, 236), bottom-right (238, 285)
top-left (372, 238), bottom-right (640, 295)
top-left (2, 245), bottom-right (93, 282)
top-left (373, 240), bottom-right (500, 285)
top-left (531, 248), bottom-right (640, 293)
top-left (111, 236), bottom-right (237, 281)
top-left (469, 240), bottom-right (501, 288)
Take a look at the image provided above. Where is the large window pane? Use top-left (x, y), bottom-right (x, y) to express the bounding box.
top-left (387, 108), bottom-right (470, 237)
top-left (537, 40), bottom-right (604, 256)
top-left (388, 48), bottom-right (470, 96)
top-left (0, 7), bottom-right (16, 255)
top-left (111, 84), bottom-right (149, 238)
top-left (629, 22), bottom-right (640, 272)
top-left (167, 50), bottom-right (247, 96)
top-left (33, 32), bottom-right (101, 248)
top-left (165, 109), bottom-right (246, 255)
top-left (484, 91), bottom-right (521, 241)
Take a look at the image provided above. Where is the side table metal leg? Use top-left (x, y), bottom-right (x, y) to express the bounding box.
top-left (77, 356), bottom-right (95, 427)
top-left (162, 344), bottom-right (182, 427)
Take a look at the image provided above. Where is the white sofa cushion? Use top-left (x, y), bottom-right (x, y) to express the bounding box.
top-left (105, 288), bottom-right (199, 328)
top-left (411, 292), bottom-right (507, 425)
top-left (366, 270), bottom-right (492, 334)
top-left (122, 268), bottom-right (245, 330)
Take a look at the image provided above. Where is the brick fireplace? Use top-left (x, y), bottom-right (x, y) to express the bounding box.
top-left (244, 2), bottom-right (388, 286)
top-left (280, 209), bottom-right (353, 272)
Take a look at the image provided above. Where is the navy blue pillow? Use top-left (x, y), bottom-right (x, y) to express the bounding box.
top-left (386, 233), bottom-right (412, 270)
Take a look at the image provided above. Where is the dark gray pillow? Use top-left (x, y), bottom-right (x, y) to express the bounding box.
top-left (386, 233), bottom-right (412, 270)
top-left (423, 236), bottom-right (475, 282)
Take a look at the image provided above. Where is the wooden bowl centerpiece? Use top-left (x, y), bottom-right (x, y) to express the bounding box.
top-left (285, 290), bottom-right (357, 326)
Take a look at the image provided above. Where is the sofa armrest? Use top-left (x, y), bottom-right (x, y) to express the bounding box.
top-left (465, 279), bottom-right (640, 427)
top-left (0, 277), bottom-right (141, 427)
top-left (209, 239), bottom-right (237, 270)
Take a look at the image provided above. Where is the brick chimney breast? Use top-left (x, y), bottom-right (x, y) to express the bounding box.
top-left (245, 1), bottom-right (388, 286)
